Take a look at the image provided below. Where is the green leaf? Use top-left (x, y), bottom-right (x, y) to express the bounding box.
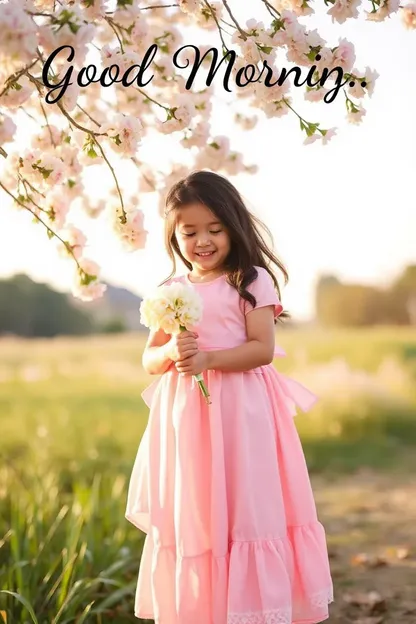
top-left (259, 45), bottom-right (273, 54)
top-left (76, 601), bottom-right (95, 624)
top-left (167, 107), bottom-right (177, 121)
top-left (0, 591), bottom-right (39, 624)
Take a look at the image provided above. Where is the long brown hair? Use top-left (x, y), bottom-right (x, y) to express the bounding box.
top-left (162, 170), bottom-right (289, 321)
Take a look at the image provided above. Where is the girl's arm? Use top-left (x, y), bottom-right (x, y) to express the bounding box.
top-left (205, 306), bottom-right (275, 372)
top-left (142, 328), bottom-right (200, 375)
top-left (142, 328), bottom-right (172, 375)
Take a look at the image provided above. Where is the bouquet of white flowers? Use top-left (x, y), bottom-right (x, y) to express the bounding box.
top-left (140, 281), bottom-right (211, 404)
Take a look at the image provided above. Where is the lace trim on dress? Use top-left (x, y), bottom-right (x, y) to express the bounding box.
top-left (310, 587), bottom-right (334, 609)
top-left (228, 610), bottom-right (292, 624)
top-left (227, 588), bottom-right (334, 624)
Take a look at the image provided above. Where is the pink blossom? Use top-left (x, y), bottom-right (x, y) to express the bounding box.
top-left (304, 87), bottom-right (329, 103)
top-left (0, 76), bottom-right (33, 109)
top-left (59, 225), bottom-right (87, 260)
top-left (327, 0), bottom-right (361, 23)
top-left (100, 113), bottom-right (144, 158)
top-left (348, 67), bottom-right (379, 99)
top-left (0, 114), bottom-right (17, 144)
top-left (113, 208), bottom-right (148, 251)
top-left (332, 38), bottom-right (356, 72)
top-left (31, 125), bottom-right (63, 150)
top-left (347, 104), bottom-right (366, 124)
top-left (401, 2), bottom-right (416, 28)
top-left (73, 257), bottom-right (107, 302)
top-left (179, 0), bottom-right (201, 14)
top-left (321, 128), bottom-right (337, 145)
top-left (44, 190), bottom-right (70, 230)
top-left (80, 0), bottom-right (107, 21)
top-left (0, 1), bottom-right (38, 62)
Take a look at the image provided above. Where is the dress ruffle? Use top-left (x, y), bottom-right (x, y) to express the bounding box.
top-left (133, 523), bottom-right (333, 624)
top-left (126, 350), bottom-right (332, 624)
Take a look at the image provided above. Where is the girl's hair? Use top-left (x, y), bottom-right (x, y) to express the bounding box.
top-left (162, 170), bottom-right (289, 321)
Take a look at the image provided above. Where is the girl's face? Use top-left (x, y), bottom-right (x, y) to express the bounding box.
top-left (175, 202), bottom-right (231, 275)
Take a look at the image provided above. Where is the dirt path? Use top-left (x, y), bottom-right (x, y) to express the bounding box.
top-left (313, 472), bottom-right (416, 623)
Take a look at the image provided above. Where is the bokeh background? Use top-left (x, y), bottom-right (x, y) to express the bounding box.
top-left (1, 3), bottom-right (416, 623)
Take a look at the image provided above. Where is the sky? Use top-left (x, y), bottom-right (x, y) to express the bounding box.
top-left (0, 5), bottom-right (415, 320)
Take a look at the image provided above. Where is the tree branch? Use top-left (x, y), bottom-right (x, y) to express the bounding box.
top-left (220, 0), bottom-right (247, 40)
top-left (0, 180), bottom-right (82, 271)
top-left (261, 0), bottom-right (281, 17)
top-left (91, 136), bottom-right (127, 224)
top-left (0, 59), bottom-right (39, 98)
top-left (204, 0), bottom-right (230, 51)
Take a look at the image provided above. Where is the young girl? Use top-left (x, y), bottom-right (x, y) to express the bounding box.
top-left (126, 170), bottom-right (333, 624)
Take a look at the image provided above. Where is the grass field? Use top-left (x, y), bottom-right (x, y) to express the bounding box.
top-left (1, 327), bottom-right (416, 623)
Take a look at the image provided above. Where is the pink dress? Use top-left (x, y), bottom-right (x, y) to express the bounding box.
top-left (125, 267), bottom-right (333, 624)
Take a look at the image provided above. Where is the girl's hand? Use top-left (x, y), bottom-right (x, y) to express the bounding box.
top-left (167, 330), bottom-right (199, 363)
top-left (175, 351), bottom-right (209, 376)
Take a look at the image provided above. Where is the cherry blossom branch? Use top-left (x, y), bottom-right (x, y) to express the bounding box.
top-left (76, 103), bottom-right (101, 127)
top-left (260, 0), bottom-right (281, 17)
top-left (0, 180), bottom-right (82, 270)
top-left (19, 106), bottom-right (38, 123)
top-left (136, 88), bottom-right (171, 111)
top-left (0, 59), bottom-right (39, 97)
top-left (91, 136), bottom-right (127, 224)
top-left (26, 11), bottom-right (55, 18)
top-left (54, 97), bottom-right (108, 136)
top-left (104, 16), bottom-right (125, 54)
top-left (138, 3), bottom-right (179, 9)
top-left (131, 157), bottom-right (158, 190)
top-left (20, 176), bottom-right (47, 203)
top-left (220, 0), bottom-right (248, 40)
top-left (25, 61), bottom-right (107, 137)
top-left (204, 0), bottom-right (230, 51)
top-left (25, 62), bottom-right (127, 225)
top-left (283, 97), bottom-right (324, 136)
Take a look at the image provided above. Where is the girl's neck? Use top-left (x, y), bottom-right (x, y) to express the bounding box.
top-left (188, 268), bottom-right (225, 283)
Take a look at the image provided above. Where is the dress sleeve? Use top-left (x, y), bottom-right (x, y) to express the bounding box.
top-left (244, 267), bottom-right (283, 318)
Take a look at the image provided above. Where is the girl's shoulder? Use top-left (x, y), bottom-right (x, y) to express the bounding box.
top-left (246, 266), bottom-right (283, 317)
top-left (249, 265), bottom-right (274, 289)
top-left (252, 265), bottom-right (269, 277)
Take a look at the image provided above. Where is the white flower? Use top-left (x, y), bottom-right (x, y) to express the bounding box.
top-left (140, 282), bottom-right (203, 334)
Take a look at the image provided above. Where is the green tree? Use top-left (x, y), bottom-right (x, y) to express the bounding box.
top-left (0, 274), bottom-right (95, 337)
